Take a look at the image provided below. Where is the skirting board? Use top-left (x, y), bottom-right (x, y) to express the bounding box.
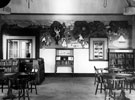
top-left (44, 73), bottom-right (95, 77)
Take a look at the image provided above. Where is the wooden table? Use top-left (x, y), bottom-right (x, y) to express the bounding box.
top-left (0, 72), bottom-right (17, 100)
top-left (12, 72), bottom-right (30, 100)
top-left (102, 73), bottom-right (132, 79)
top-left (107, 67), bottom-right (125, 73)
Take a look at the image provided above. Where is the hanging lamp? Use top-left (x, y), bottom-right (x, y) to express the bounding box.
top-left (26, 0), bottom-right (33, 8)
top-left (103, 0), bottom-right (107, 8)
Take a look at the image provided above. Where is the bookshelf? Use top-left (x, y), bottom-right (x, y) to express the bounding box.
top-left (108, 49), bottom-right (134, 69)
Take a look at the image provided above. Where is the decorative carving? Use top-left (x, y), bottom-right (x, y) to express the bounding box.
top-left (89, 21), bottom-right (107, 37)
top-left (73, 21), bottom-right (89, 39)
top-left (50, 21), bottom-right (65, 45)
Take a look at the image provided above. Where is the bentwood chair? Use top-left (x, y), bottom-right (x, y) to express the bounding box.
top-left (26, 60), bottom-right (39, 95)
top-left (11, 74), bottom-right (30, 100)
top-left (22, 60), bottom-right (38, 95)
top-left (94, 66), bottom-right (104, 95)
top-left (124, 76), bottom-right (135, 93)
top-left (94, 66), bottom-right (103, 85)
top-left (28, 70), bottom-right (38, 94)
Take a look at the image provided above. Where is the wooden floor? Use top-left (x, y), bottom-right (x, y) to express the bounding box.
top-left (0, 77), bottom-right (135, 100)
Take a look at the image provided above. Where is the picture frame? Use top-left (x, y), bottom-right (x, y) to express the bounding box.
top-left (89, 37), bottom-right (108, 61)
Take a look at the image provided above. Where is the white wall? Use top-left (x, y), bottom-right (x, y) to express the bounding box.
top-left (40, 49), bottom-right (108, 73)
top-left (40, 49), bottom-right (56, 73)
top-left (4, 0), bottom-right (127, 14)
top-left (74, 49), bottom-right (108, 73)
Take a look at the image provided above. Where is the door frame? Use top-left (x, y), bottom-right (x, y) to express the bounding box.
top-left (3, 35), bottom-right (36, 59)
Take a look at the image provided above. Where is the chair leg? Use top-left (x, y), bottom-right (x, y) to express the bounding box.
top-left (31, 84), bottom-right (32, 93)
top-left (30, 81), bottom-right (38, 94)
top-left (34, 83), bottom-right (37, 94)
top-left (26, 89), bottom-right (30, 100)
top-left (95, 83), bottom-right (99, 95)
top-left (100, 83), bottom-right (102, 93)
top-left (94, 75), bottom-right (96, 85)
top-left (114, 93), bottom-right (116, 100)
top-left (18, 90), bottom-right (21, 100)
top-left (104, 90), bottom-right (107, 100)
top-left (1, 84), bottom-right (3, 93)
top-left (129, 82), bottom-right (134, 94)
top-left (23, 89), bottom-right (25, 100)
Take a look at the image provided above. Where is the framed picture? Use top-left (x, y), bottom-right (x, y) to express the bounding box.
top-left (89, 38), bottom-right (108, 61)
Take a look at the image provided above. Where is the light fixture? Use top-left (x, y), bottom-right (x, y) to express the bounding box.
top-left (118, 35), bottom-right (126, 43)
top-left (103, 0), bottom-right (107, 8)
top-left (26, 0), bottom-right (33, 8)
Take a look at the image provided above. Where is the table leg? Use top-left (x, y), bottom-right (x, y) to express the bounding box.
top-left (3, 79), bottom-right (16, 99)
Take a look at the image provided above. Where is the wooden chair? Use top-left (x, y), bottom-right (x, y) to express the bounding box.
top-left (94, 66), bottom-right (104, 95)
top-left (11, 74), bottom-right (30, 100)
top-left (0, 60), bottom-right (8, 93)
top-left (124, 76), bottom-right (135, 93)
top-left (28, 70), bottom-right (38, 94)
top-left (104, 78), bottom-right (125, 100)
top-left (27, 60), bottom-right (38, 94)
top-left (94, 66), bottom-right (103, 85)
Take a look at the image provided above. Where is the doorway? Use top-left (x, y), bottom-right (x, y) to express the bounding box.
top-left (7, 39), bottom-right (32, 59)
top-left (3, 35), bottom-right (36, 59)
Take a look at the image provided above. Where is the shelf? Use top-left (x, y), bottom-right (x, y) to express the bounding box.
top-left (108, 49), bottom-right (134, 70)
top-left (55, 48), bottom-right (74, 73)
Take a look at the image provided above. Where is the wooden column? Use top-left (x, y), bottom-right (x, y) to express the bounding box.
top-left (132, 16), bottom-right (135, 48)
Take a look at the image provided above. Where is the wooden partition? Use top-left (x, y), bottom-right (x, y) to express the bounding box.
top-left (0, 58), bottom-right (45, 84)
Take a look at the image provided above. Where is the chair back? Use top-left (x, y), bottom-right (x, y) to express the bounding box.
top-left (107, 78), bottom-right (125, 90)
top-left (94, 66), bottom-right (104, 83)
top-left (104, 78), bottom-right (126, 100)
top-left (32, 60), bottom-right (39, 72)
top-left (94, 66), bottom-right (99, 74)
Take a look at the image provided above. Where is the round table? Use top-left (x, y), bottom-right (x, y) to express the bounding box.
top-left (102, 73), bottom-right (132, 79)
top-left (1, 72), bottom-right (16, 100)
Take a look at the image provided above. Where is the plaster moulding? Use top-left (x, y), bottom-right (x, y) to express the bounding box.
top-left (123, 7), bottom-right (135, 15)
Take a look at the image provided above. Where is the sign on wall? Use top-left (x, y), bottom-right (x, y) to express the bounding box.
top-left (89, 37), bottom-right (108, 61)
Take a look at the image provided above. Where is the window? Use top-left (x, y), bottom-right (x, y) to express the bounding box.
top-left (7, 39), bottom-right (32, 59)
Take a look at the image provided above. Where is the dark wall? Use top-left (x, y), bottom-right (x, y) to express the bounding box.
top-left (0, 24), bottom-right (41, 59)
top-left (0, 31), bottom-right (2, 59)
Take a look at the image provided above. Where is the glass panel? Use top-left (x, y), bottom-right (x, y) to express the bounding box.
top-left (7, 39), bottom-right (32, 59)
top-left (20, 40), bottom-right (32, 58)
top-left (8, 40), bottom-right (19, 59)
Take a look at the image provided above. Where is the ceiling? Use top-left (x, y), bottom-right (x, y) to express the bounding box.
top-left (0, 0), bottom-right (128, 14)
